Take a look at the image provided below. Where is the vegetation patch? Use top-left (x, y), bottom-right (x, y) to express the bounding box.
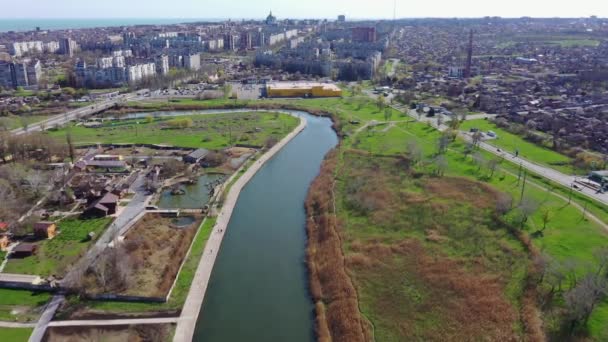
top-left (0, 327), bottom-right (33, 342)
top-left (0, 289), bottom-right (50, 322)
top-left (3, 217), bottom-right (112, 277)
top-left (77, 214), bottom-right (202, 298)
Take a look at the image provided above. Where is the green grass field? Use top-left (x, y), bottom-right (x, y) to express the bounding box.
top-left (3, 217), bottom-right (111, 277)
top-left (0, 328), bottom-right (32, 341)
top-left (0, 288), bottom-right (50, 322)
top-left (460, 119), bottom-right (576, 174)
top-left (49, 112), bottom-right (299, 150)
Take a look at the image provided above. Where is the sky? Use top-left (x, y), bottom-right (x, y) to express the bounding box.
top-left (0, 0), bottom-right (605, 19)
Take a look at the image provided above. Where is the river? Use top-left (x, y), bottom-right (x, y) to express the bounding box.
top-left (191, 111), bottom-right (337, 341)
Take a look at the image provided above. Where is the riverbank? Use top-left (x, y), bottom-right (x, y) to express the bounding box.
top-left (172, 113), bottom-right (308, 342)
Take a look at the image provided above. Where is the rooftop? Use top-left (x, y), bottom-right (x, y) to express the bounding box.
top-left (266, 82), bottom-right (341, 91)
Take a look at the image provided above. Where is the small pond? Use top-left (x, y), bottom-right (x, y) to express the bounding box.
top-left (157, 174), bottom-right (225, 209)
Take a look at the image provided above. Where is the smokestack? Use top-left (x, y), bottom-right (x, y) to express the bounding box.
top-left (464, 29), bottom-right (473, 78)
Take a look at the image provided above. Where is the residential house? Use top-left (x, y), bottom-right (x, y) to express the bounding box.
top-left (11, 243), bottom-right (37, 258)
top-left (83, 192), bottom-right (120, 218)
top-left (33, 222), bottom-right (57, 239)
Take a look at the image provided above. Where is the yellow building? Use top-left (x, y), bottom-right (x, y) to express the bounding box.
top-left (0, 236), bottom-right (9, 251)
top-left (266, 82), bottom-right (342, 98)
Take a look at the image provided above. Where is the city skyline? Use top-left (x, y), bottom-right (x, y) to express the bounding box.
top-left (1, 0), bottom-right (606, 20)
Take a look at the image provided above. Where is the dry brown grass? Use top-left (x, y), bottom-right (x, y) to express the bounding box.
top-left (352, 239), bottom-right (521, 341)
top-left (122, 214), bottom-right (200, 297)
top-left (306, 150), bottom-right (367, 342)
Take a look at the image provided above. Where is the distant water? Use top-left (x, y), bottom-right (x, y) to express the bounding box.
top-left (0, 18), bottom-right (225, 32)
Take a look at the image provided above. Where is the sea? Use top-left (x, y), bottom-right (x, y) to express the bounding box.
top-left (0, 18), bottom-right (225, 32)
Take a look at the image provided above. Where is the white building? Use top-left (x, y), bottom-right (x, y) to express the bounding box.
top-left (127, 63), bottom-right (156, 83)
top-left (10, 41), bottom-right (44, 57)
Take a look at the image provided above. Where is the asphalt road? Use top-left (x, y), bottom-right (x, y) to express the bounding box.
top-left (10, 93), bottom-right (137, 136)
top-left (391, 104), bottom-right (608, 206)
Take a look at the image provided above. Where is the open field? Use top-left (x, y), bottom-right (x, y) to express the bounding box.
top-left (460, 119), bottom-right (576, 174)
top-left (0, 327), bottom-right (33, 341)
top-left (308, 150), bottom-right (532, 341)
top-left (44, 324), bottom-right (175, 342)
top-left (48, 111), bottom-right (299, 150)
top-left (335, 114), bottom-right (608, 339)
top-left (0, 288), bottom-right (51, 322)
top-left (496, 34), bottom-right (601, 48)
top-left (3, 218), bottom-right (112, 277)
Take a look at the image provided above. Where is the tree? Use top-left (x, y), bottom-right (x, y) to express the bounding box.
top-left (383, 108), bottom-right (393, 122)
top-left (541, 209), bottom-right (552, 231)
top-left (594, 247), bottom-right (608, 277)
top-left (448, 117), bottom-right (461, 130)
top-left (25, 170), bottom-right (47, 197)
top-left (487, 158), bottom-right (499, 178)
top-left (472, 131), bottom-right (483, 147)
top-left (495, 192), bottom-right (513, 215)
top-left (376, 95), bottom-right (386, 112)
top-left (434, 155), bottom-right (448, 177)
top-left (472, 151), bottom-right (486, 171)
top-left (516, 196), bottom-right (538, 228)
top-left (563, 274), bottom-right (607, 333)
top-left (463, 142), bottom-right (474, 160)
top-left (90, 247), bottom-right (133, 293)
top-left (406, 140), bottom-right (422, 165)
top-left (437, 134), bottom-right (450, 155)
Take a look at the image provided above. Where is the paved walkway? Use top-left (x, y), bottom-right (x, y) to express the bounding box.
top-left (172, 114), bottom-right (308, 342)
top-left (0, 322), bottom-right (37, 328)
top-left (48, 317), bottom-right (179, 327)
top-left (29, 295), bottom-right (64, 342)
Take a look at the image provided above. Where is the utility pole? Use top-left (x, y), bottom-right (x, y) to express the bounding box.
top-left (520, 171), bottom-right (528, 203)
top-left (517, 163), bottom-right (523, 185)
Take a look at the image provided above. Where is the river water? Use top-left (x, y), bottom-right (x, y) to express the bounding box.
top-left (191, 111), bottom-right (337, 341)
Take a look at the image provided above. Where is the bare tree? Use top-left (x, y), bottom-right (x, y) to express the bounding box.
top-left (25, 170), bottom-right (48, 197)
top-left (516, 196), bottom-right (538, 229)
top-left (437, 134), bottom-right (450, 155)
top-left (434, 155), bottom-right (448, 177)
top-left (90, 247), bottom-right (133, 293)
top-left (594, 247), bottom-right (608, 277)
top-left (495, 192), bottom-right (513, 215)
top-left (487, 158), bottom-right (499, 178)
top-left (472, 131), bottom-right (483, 147)
top-left (472, 151), bottom-right (486, 171)
top-left (406, 140), bottom-right (422, 165)
top-left (564, 274), bottom-right (608, 332)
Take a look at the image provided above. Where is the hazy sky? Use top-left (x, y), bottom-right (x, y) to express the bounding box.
top-left (1, 0), bottom-right (605, 19)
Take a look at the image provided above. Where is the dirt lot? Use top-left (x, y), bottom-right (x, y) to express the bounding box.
top-left (43, 324), bottom-right (175, 342)
top-left (121, 214), bottom-right (202, 298)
